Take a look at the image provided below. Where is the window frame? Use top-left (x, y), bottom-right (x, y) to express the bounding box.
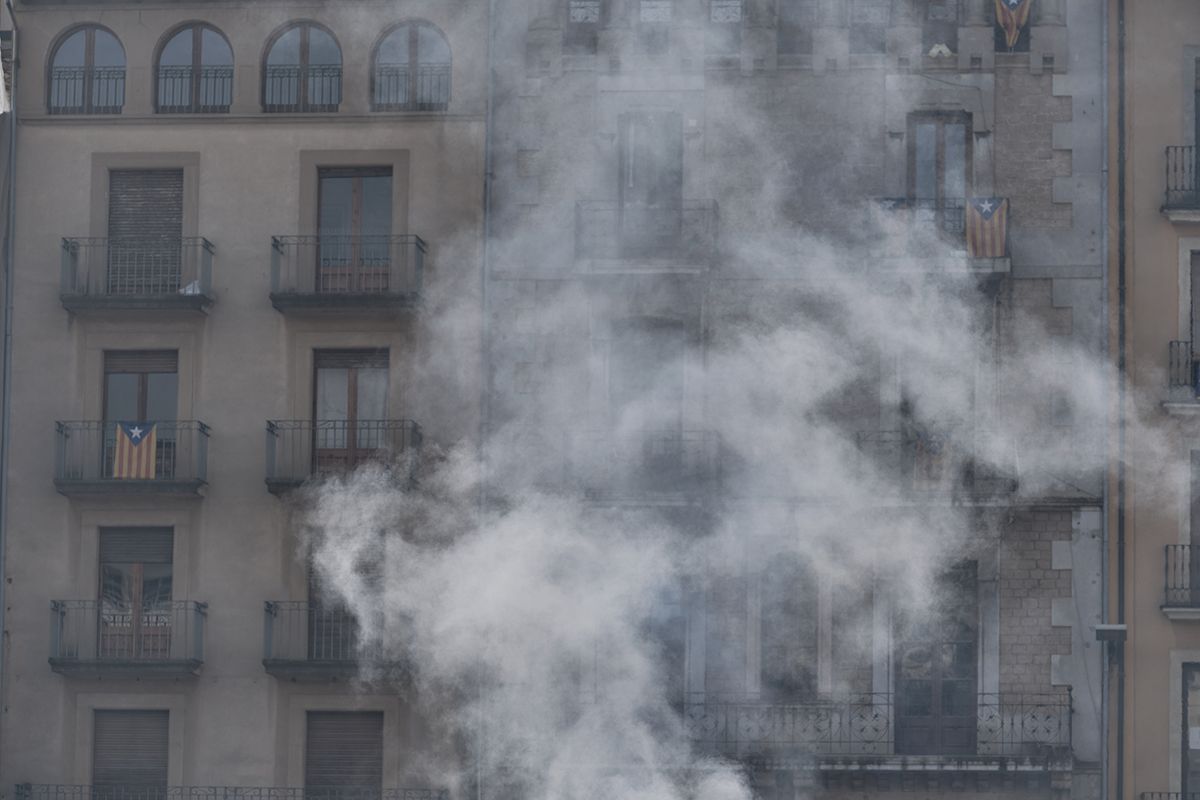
top-left (154, 23), bottom-right (234, 115)
top-left (370, 21), bottom-right (452, 113)
top-left (261, 21), bottom-right (343, 114)
top-left (47, 24), bottom-right (126, 115)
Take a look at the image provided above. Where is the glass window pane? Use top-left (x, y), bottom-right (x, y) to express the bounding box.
top-left (145, 373), bottom-right (178, 422)
top-left (160, 29), bottom-right (192, 66)
top-left (201, 28), bottom-right (233, 65)
top-left (101, 564), bottom-right (135, 608)
top-left (417, 26), bottom-right (450, 64)
top-left (268, 27), bottom-right (301, 66)
top-left (361, 176), bottom-right (393, 237)
top-left (141, 564), bottom-right (174, 609)
top-left (93, 30), bottom-right (125, 67)
top-left (316, 368), bottom-right (350, 421)
top-left (318, 177), bottom-right (354, 236)
top-left (105, 374), bottom-right (139, 420)
top-left (356, 368), bottom-right (388, 421)
top-left (308, 28), bottom-right (341, 65)
top-left (378, 27), bottom-right (409, 64)
top-left (914, 122), bottom-right (937, 199)
top-left (54, 30), bottom-right (87, 68)
top-left (943, 122), bottom-right (967, 200)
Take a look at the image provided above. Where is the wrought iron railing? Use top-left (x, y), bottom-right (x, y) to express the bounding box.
top-left (61, 237), bottom-right (214, 301)
top-left (575, 200), bottom-right (718, 263)
top-left (270, 235), bottom-right (425, 301)
top-left (855, 427), bottom-right (1019, 497)
top-left (877, 196), bottom-right (968, 236)
top-left (265, 419), bottom-right (422, 489)
top-left (1166, 146), bottom-right (1200, 209)
top-left (562, 429), bottom-right (723, 499)
top-left (372, 64), bottom-right (451, 111)
top-left (15, 787), bottom-right (449, 800)
top-left (54, 421), bottom-right (210, 486)
top-left (264, 601), bottom-right (388, 664)
top-left (1170, 340), bottom-right (1198, 396)
top-left (49, 600), bottom-right (206, 666)
top-left (156, 66), bottom-right (233, 113)
top-left (48, 66), bottom-right (125, 114)
top-left (262, 65), bottom-right (342, 112)
top-left (1140, 794), bottom-right (1200, 800)
top-left (1164, 545), bottom-right (1200, 608)
top-left (684, 691), bottom-right (1069, 758)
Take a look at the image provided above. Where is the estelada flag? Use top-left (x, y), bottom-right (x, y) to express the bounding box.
top-left (112, 421), bottom-right (157, 479)
top-left (966, 198), bottom-right (1008, 258)
top-left (995, 0), bottom-right (1033, 50)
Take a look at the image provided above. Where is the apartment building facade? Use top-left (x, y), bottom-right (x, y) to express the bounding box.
top-left (0, 0), bottom-right (486, 795)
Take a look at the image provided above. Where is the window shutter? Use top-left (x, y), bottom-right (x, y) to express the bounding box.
top-left (313, 349), bottom-right (389, 370)
top-left (108, 169), bottom-right (184, 242)
top-left (104, 351), bottom-right (179, 374)
top-left (99, 528), bottom-right (173, 565)
top-left (305, 711), bottom-right (384, 788)
top-left (93, 710), bottom-right (169, 786)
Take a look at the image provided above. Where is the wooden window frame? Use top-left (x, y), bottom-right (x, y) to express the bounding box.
top-left (47, 25), bottom-right (125, 115)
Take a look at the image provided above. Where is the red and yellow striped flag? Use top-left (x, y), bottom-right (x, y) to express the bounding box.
top-left (994, 0), bottom-right (1033, 50)
top-left (112, 422), bottom-right (157, 479)
top-left (966, 197), bottom-right (1009, 259)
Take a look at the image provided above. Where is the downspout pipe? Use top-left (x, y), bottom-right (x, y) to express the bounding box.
top-left (1100, 0), bottom-right (1111, 797)
top-left (1115, 1), bottom-right (1128, 799)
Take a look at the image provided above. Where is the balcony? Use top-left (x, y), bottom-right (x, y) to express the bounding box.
top-left (264, 601), bottom-right (391, 680)
top-left (1165, 340), bottom-right (1200, 414)
top-left (561, 429), bottom-right (723, 503)
top-left (265, 419), bottom-right (422, 495)
top-left (685, 691), bottom-right (1071, 766)
top-left (1164, 146), bottom-right (1200, 221)
top-left (15, 787), bottom-right (449, 800)
top-left (1163, 545), bottom-right (1200, 620)
top-left (54, 421), bottom-right (210, 497)
top-left (156, 66), bottom-right (234, 114)
top-left (262, 66), bottom-right (342, 113)
top-left (48, 600), bottom-right (206, 678)
top-left (874, 198), bottom-right (1010, 273)
top-left (60, 237), bottom-right (215, 314)
top-left (372, 65), bottom-right (451, 112)
top-left (574, 200), bottom-right (718, 271)
top-left (855, 427), bottom-right (1020, 501)
top-left (48, 66), bottom-right (125, 115)
top-left (269, 236), bottom-right (424, 315)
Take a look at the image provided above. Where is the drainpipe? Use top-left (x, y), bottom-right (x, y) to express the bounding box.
top-left (1115, 0), bottom-right (1128, 798)
top-left (1100, 0), bottom-right (1111, 798)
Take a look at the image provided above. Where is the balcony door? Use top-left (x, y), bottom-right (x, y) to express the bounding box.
top-left (98, 528), bottom-right (173, 660)
top-left (760, 556), bottom-right (818, 701)
top-left (317, 167), bottom-right (393, 293)
top-left (618, 111), bottom-right (683, 257)
top-left (908, 113), bottom-right (971, 237)
top-left (103, 350), bottom-right (179, 478)
top-left (1185, 665), bottom-right (1200, 795)
top-left (895, 561), bottom-right (978, 755)
top-left (107, 169), bottom-right (184, 294)
top-left (313, 349), bottom-right (389, 474)
top-left (609, 318), bottom-right (685, 491)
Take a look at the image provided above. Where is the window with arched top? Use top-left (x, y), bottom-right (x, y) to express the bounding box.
top-left (372, 22), bottom-right (451, 112)
top-left (156, 24), bottom-right (234, 114)
top-left (48, 25), bottom-right (125, 115)
top-left (263, 22), bottom-right (342, 113)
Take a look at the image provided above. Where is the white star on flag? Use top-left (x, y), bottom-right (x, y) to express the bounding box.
top-left (128, 426), bottom-right (144, 441)
top-left (979, 200), bottom-right (994, 213)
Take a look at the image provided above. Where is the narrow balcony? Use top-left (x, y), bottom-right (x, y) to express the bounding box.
top-left (1164, 146), bottom-right (1200, 221)
top-left (156, 66), bottom-right (233, 114)
top-left (1163, 545), bottom-right (1200, 620)
top-left (15, 787), bottom-right (449, 800)
top-left (54, 421), bottom-right (210, 497)
top-left (264, 601), bottom-right (390, 680)
top-left (855, 427), bottom-right (1020, 501)
top-left (685, 691), bottom-right (1071, 765)
top-left (269, 236), bottom-right (424, 315)
top-left (574, 200), bottom-right (718, 271)
top-left (563, 429), bottom-right (723, 503)
top-left (1166, 340), bottom-right (1200, 414)
top-left (263, 65), bottom-right (342, 113)
top-left (874, 197), bottom-right (1011, 273)
top-left (49, 600), bottom-right (206, 678)
top-left (60, 237), bottom-right (215, 314)
top-left (372, 64), bottom-right (451, 111)
top-left (265, 419), bottom-right (422, 495)
top-left (48, 66), bottom-right (125, 115)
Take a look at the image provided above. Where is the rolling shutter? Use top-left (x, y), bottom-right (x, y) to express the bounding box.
top-left (313, 349), bottom-right (390, 370)
top-left (108, 169), bottom-right (183, 242)
top-left (93, 710), bottom-right (169, 786)
top-left (100, 528), bottom-right (173, 565)
top-left (305, 711), bottom-right (383, 788)
top-left (104, 351), bottom-right (178, 374)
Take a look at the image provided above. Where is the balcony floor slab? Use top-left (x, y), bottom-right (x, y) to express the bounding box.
top-left (48, 658), bottom-right (202, 678)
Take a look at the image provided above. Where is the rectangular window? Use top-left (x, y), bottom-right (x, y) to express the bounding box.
top-left (921, 0), bottom-right (958, 53)
top-left (908, 112), bottom-right (972, 237)
top-left (849, 0), bottom-right (889, 55)
top-left (706, 0), bottom-right (743, 57)
top-left (1186, 664), bottom-right (1200, 794)
top-left (760, 557), bottom-right (818, 700)
top-left (565, 0), bottom-right (604, 54)
top-left (93, 710), bottom-right (169, 790)
top-left (317, 167), bottom-right (394, 293)
top-left (313, 349), bottom-right (390, 473)
top-left (98, 528), bottom-right (174, 660)
top-left (103, 351), bottom-right (179, 479)
top-left (638, 0), bottom-right (672, 54)
top-left (777, 0), bottom-right (816, 57)
top-left (305, 711), bottom-right (384, 790)
top-left (107, 169), bottom-right (184, 295)
top-left (617, 111), bottom-right (683, 257)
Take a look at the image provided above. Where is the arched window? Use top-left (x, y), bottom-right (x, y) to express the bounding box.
top-left (48, 25), bottom-right (125, 115)
top-left (156, 24), bottom-right (234, 114)
top-left (372, 22), bottom-right (451, 112)
top-left (263, 22), bottom-right (341, 113)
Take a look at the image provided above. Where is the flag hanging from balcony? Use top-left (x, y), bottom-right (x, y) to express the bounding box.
top-left (966, 197), bottom-right (1008, 258)
top-left (112, 422), bottom-right (157, 479)
top-left (994, 0), bottom-right (1033, 50)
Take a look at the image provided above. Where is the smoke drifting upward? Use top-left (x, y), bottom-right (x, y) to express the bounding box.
top-left (300, 201), bottom-right (1114, 799)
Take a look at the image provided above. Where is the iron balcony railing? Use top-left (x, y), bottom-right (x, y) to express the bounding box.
top-left (877, 196), bottom-right (972, 238)
top-left (264, 601), bottom-right (388, 666)
top-left (265, 419), bottom-right (422, 492)
top-left (1164, 545), bottom-right (1200, 608)
top-left (156, 66), bottom-right (234, 113)
top-left (1170, 340), bottom-right (1198, 397)
top-left (685, 691), bottom-right (1070, 759)
top-left (61, 237), bottom-right (214, 304)
top-left (372, 64), bottom-right (451, 111)
top-left (262, 65), bottom-right (342, 113)
top-left (562, 429), bottom-right (723, 499)
top-left (54, 421), bottom-right (210, 489)
top-left (49, 600), bottom-right (206, 671)
top-left (48, 66), bottom-right (125, 114)
top-left (15, 787), bottom-right (449, 800)
top-left (1140, 795), bottom-right (1200, 800)
top-left (1165, 146), bottom-right (1200, 209)
top-left (854, 427), bottom-right (1019, 497)
top-left (575, 200), bottom-right (718, 264)
top-left (270, 236), bottom-right (425, 306)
